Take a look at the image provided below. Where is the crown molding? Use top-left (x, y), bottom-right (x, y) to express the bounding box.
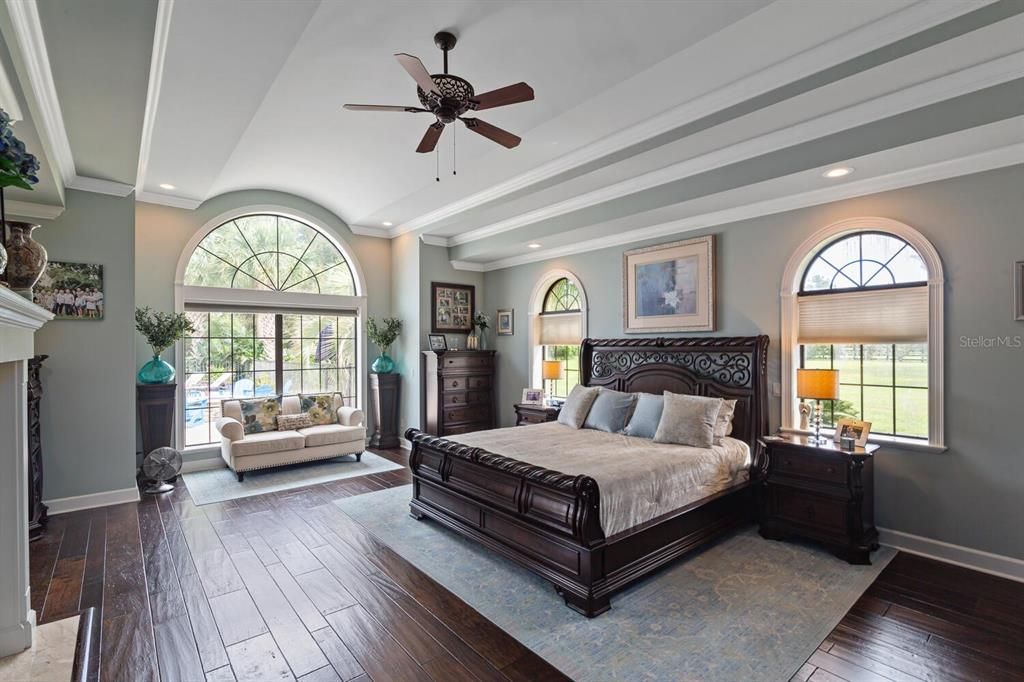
top-left (391, 0), bottom-right (993, 237)
top-left (348, 224), bottom-right (392, 238)
top-left (66, 175), bottom-right (134, 197)
top-left (449, 260), bottom-right (487, 272)
top-left (419, 233), bottom-right (448, 247)
top-left (446, 51), bottom-right (1024, 248)
top-left (466, 142), bottom-right (1023, 272)
top-left (4, 200), bottom-right (64, 220)
top-left (136, 190), bottom-right (202, 210)
top-left (135, 0), bottom-right (174, 195)
top-left (5, 0), bottom-right (75, 187)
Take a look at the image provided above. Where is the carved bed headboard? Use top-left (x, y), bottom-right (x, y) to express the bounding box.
top-left (580, 336), bottom-right (770, 449)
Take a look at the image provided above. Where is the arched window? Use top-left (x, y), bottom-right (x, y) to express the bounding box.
top-left (176, 211), bottom-right (366, 448)
top-left (528, 272), bottom-right (587, 401)
top-left (782, 218), bottom-right (944, 449)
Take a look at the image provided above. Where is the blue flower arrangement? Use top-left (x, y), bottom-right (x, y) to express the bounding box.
top-left (0, 108), bottom-right (40, 191)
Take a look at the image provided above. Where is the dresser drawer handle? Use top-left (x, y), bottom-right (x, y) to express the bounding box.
top-left (451, 380), bottom-right (459, 387)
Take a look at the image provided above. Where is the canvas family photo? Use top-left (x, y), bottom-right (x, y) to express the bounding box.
top-left (32, 261), bottom-right (105, 320)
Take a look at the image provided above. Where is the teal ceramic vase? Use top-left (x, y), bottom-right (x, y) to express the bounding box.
top-left (371, 353), bottom-right (395, 374)
top-left (138, 354), bottom-right (175, 384)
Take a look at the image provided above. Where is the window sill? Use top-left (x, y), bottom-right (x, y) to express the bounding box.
top-left (779, 428), bottom-right (947, 454)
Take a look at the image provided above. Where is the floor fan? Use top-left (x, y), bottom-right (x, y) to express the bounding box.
top-left (142, 446), bottom-right (182, 494)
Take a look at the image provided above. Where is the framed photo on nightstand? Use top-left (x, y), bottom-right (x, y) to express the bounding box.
top-left (521, 388), bottom-right (545, 405)
top-left (834, 419), bottom-right (871, 447)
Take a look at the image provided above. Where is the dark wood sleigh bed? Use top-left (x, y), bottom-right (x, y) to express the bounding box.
top-left (404, 335), bottom-right (769, 617)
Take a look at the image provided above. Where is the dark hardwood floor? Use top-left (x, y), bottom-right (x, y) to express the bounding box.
top-left (29, 448), bottom-right (1024, 682)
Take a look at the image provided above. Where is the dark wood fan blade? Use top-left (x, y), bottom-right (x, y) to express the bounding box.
top-left (468, 82), bottom-right (534, 111)
top-left (395, 53), bottom-right (439, 96)
top-left (460, 117), bottom-right (521, 148)
top-left (343, 104), bottom-right (428, 113)
top-left (416, 122), bottom-right (445, 153)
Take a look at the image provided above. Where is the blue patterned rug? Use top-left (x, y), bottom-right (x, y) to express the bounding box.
top-left (335, 485), bottom-right (894, 682)
top-left (183, 452), bottom-right (402, 505)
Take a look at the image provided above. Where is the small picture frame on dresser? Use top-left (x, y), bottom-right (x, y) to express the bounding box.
top-left (834, 419), bottom-right (871, 446)
top-left (427, 334), bottom-right (447, 351)
top-left (521, 388), bottom-right (545, 405)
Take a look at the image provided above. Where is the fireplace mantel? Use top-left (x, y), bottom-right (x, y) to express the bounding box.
top-left (0, 286), bottom-right (53, 657)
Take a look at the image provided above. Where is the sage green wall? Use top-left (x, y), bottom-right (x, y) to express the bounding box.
top-left (135, 190), bottom-right (392, 460)
top-left (390, 240), bottom-right (484, 435)
top-left (22, 189), bottom-right (138, 500)
top-left (483, 165), bottom-right (1024, 561)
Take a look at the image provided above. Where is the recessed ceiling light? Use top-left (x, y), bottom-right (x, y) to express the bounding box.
top-left (527, 243), bottom-right (542, 249)
top-left (822, 167), bottom-right (853, 179)
top-left (158, 183), bottom-right (176, 190)
top-left (382, 221), bottom-right (393, 227)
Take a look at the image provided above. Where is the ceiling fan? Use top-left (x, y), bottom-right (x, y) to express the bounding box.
top-left (344, 31), bottom-right (534, 154)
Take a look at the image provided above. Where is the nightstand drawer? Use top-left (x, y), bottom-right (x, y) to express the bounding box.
top-left (772, 487), bottom-right (847, 534)
top-left (519, 412), bottom-right (553, 425)
top-left (772, 448), bottom-right (847, 485)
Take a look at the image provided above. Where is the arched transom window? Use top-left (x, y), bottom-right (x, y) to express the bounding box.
top-left (178, 212), bottom-right (365, 448)
top-left (540, 277), bottom-right (583, 399)
top-left (796, 230), bottom-right (932, 441)
top-left (184, 214), bottom-right (355, 295)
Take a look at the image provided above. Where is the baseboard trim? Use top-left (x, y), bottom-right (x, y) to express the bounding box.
top-left (180, 456), bottom-right (226, 473)
top-left (45, 486), bottom-right (141, 515)
top-left (399, 437), bottom-right (412, 451)
top-left (878, 527), bottom-right (1024, 583)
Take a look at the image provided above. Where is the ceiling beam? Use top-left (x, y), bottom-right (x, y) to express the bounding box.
top-left (388, 0), bottom-right (996, 238)
top-left (135, 0), bottom-right (174, 200)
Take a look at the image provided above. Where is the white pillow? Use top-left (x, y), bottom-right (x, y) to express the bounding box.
top-left (714, 399), bottom-right (738, 444)
top-left (556, 385), bottom-right (601, 429)
top-left (653, 392), bottom-right (723, 448)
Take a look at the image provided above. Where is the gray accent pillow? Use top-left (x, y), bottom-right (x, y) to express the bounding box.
top-left (622, 393), bottom-right (664, 439)
top-left (714, 399), bottom-right (738, 444)
top-left (653, 392), bottom-right (724, 448)
top-left (556, 385), bottom-right (601, 429)
top-left (583, 389), bottom-right (637, 433)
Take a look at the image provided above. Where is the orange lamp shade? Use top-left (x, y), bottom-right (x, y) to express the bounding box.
top-left (542, 360), bottom-right (564, 381)
top-left (796, 368), bottom-right (840, 401)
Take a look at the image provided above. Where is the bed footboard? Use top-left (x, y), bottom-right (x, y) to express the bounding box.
top-left (405, 427), bottom-right (611, 615)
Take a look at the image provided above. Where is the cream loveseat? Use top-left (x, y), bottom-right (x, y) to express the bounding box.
top-left (215, 395), bottom-right (365, 481)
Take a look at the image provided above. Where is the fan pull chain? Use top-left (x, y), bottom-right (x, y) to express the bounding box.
top-left (435, 146), bottom-right (439, 182)
top-left (453, 124), bottom-right (457, 176)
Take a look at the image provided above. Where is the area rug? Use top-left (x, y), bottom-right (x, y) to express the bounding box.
top-left (183, 452), bottom-right (402, 505)
top-left (335, 485), bottom-right (894, 682)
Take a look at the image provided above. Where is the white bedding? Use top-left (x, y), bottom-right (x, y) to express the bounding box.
top-left (449, 422), bottom-right (751, 537)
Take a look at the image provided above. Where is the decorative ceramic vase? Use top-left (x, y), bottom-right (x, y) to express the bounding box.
top-left (466, 328), bottom-right (480, 350)
top-left (138, 354), bottom-right (175, 384)
top-left (5, 221), bottom-right (47, 299)
top-left (371, 353), bottom-right (395, 374)
top-left (0, 241), bottom-right (7, 281)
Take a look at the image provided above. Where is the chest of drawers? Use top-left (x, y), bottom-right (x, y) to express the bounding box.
top-left (422, 350), bottom-right (496, 436)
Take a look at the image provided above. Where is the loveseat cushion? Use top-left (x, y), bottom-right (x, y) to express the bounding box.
top-left (230, 430), bottom-right (305, 458)
top-left (298, 424), bottom-right (365, 447)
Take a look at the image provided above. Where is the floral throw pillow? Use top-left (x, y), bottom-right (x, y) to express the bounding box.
top-left (238, 397), bottom-right (281, 435)
top-left (299, 393), bottom-right (339, 426)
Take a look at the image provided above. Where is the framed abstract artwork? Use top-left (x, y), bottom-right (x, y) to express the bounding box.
top-left (623, 235), bottom-right (715, 333)
top-left (496, 308), bottom-right (514, 335)
top-left (431, 282), bottom-right (475, 333)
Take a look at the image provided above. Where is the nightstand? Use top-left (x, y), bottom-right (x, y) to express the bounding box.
top-left (758, 435), bottom-right (880, 564)
top-left (514, 403), bottom-right (560, 425)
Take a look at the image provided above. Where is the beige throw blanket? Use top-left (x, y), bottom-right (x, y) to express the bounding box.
top-left (450, 422), bottom-right (750, 537)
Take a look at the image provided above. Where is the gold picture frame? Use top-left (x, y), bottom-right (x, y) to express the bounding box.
top-left (623, 235), bottom-right (715, 333)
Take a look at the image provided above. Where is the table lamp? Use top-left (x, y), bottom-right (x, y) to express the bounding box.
top-left (796, 368), bottom-right (839, 444)
top-left (542, 360), bottom-right (563, 405)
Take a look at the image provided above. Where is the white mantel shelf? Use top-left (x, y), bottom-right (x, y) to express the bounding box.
top-left (0, 285), bottom-right (52, 658)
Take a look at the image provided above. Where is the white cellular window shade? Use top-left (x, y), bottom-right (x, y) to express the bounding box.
top-left (798, 286), bottom-right (928, 344)
top-left (538, 311), bottom-right (582, 345)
